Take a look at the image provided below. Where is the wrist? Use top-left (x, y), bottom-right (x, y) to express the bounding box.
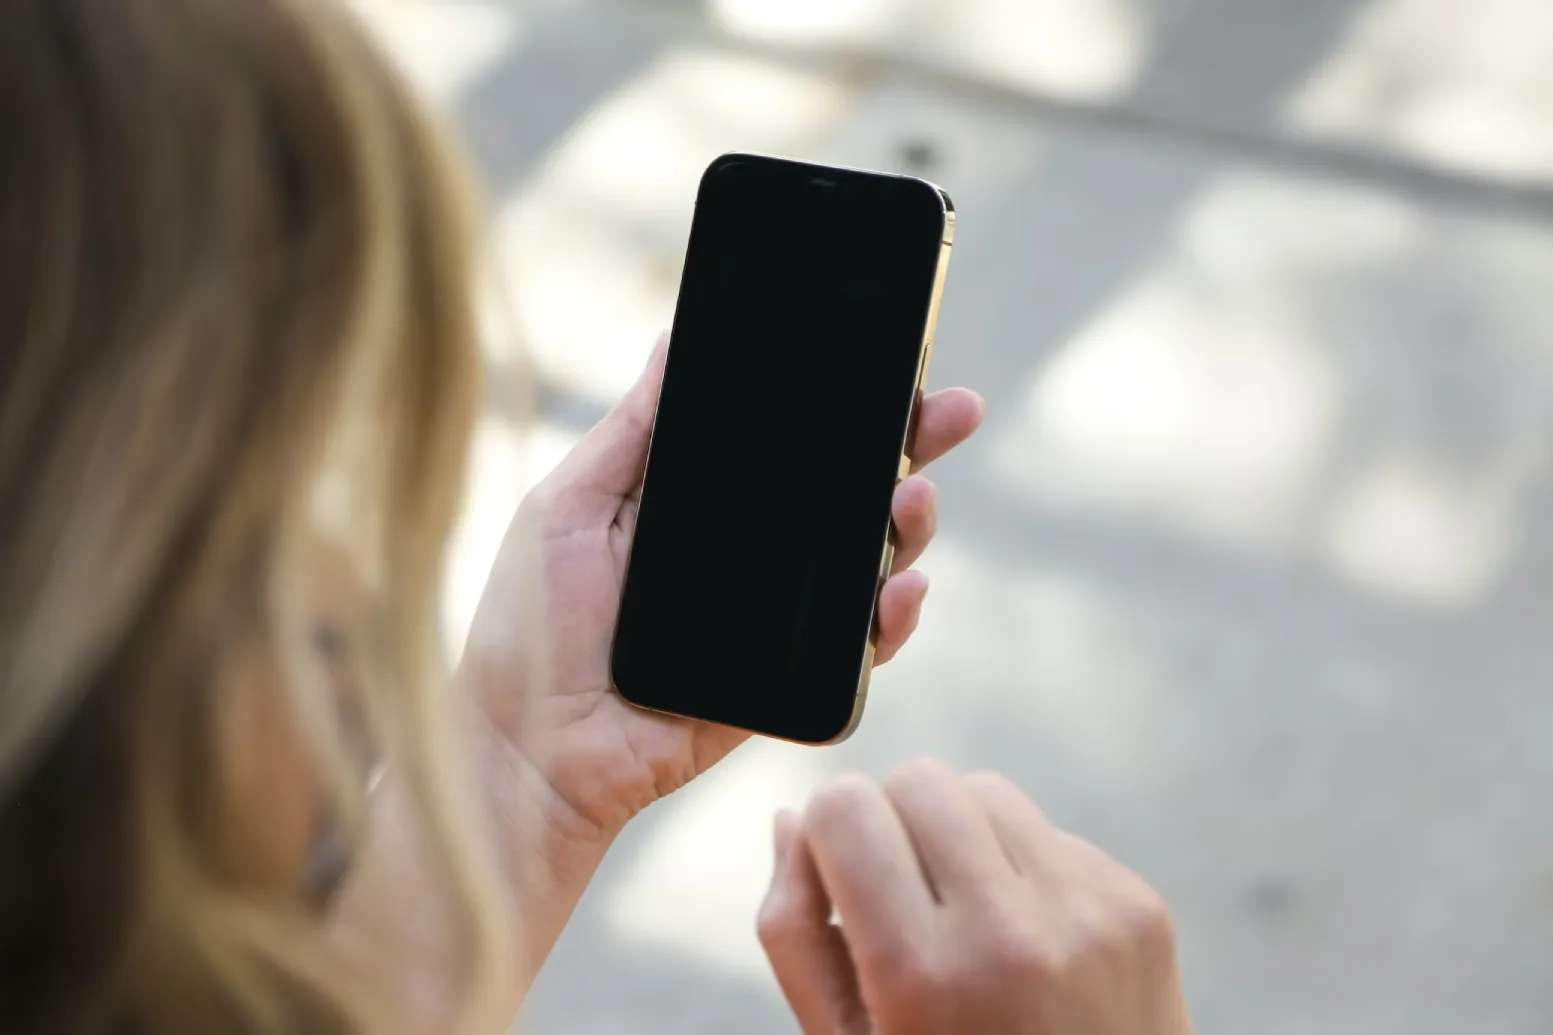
top-left (464, 705), bottom-right (622, 998)
top-left (469, 703), bottom-right (622, 880)
top-left (461, 648), bottom-right (663, 847)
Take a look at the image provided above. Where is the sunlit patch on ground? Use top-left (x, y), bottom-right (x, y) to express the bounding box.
top-left (1286, 0), bottom-right (1553, 182)
top-left (992, 167), bottom-right (1553, 610)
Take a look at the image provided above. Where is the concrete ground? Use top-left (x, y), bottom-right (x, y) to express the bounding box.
top-left (358, 1), bottom-right (1553, 1031)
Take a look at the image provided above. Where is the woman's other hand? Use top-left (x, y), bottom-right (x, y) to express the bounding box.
top-left (759, 761), bottom-right (1192, 1035)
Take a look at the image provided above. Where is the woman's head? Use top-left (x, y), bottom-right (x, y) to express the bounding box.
top-left (0, 0), bottom-right (506, 1031)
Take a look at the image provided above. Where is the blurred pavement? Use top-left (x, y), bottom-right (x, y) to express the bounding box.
top-left (357, 2), bottom-right (1553, 1031)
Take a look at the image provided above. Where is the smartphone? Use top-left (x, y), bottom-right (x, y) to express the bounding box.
top-left (610, 153), bottom-right (955, 744)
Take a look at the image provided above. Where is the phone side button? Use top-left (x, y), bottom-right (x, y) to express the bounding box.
top-left (897, 452), bottom-right (912, 482)
top-left (870, 566), bottom-right (892, 644)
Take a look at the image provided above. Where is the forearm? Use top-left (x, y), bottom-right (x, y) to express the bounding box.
top-left (328, 716), bottom-right (617, 1031)
top-left (329, 775), bottom-right (472, 1031)
top-left (471, 709), bottom-right (619, 999)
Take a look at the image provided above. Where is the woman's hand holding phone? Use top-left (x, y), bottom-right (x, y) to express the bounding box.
top-left (460, 338), bottom-right (984, 996)
top-left (760, 760), bottom-right (1193, 1035)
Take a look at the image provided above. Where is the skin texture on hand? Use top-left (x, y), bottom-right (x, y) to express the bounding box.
top-left (466, 335), bottom-right (984, 839)
top-left (758, 761), bottom-right (1193, 1035)
top-left (459, 335), bottom-right (984, 996)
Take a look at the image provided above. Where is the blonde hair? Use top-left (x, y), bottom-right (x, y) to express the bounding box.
top-left (0, 0), bottom-right (510, 1032)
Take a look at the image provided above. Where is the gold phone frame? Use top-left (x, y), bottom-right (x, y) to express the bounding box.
top-left (614, 158), bottom-right (956, 746)
top-left (820, 184), bottom-right (955, 745)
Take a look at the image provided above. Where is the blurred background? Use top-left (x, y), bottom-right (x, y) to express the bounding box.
top-left (354, 2), bottom-right (1553, 1031)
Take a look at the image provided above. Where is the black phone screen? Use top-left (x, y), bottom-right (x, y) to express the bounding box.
top-left (610, 154), bottom-right (950, 743)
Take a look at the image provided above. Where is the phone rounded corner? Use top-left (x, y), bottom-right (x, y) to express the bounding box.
top-left (895, 174), bottom-right (952, 228)
top-left (699, 152), bottom-right (753, 192)
top-left (802, 669), bottom-right (873, 746)
top-left (816, 707), bottom-right (867, 746)
top-left (931, 184), bottom-right (956, 216)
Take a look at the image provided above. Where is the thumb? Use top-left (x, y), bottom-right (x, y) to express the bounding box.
top-left (546, 332), bottom-right (669, 516)
top-left (757, 810), bottom-right (869, 1035)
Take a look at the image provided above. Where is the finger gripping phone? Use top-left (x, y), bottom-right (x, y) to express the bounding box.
top-left (610, 153), bottom-right (955, 744)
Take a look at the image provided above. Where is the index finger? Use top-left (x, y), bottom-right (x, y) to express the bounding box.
top-left (909, 388), bottom-right (985, 474)
top-left (802, 773), bottom-right (935, 965)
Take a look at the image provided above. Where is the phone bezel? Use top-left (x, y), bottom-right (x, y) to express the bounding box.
top-left (610, 152), bottom-right (957, 745)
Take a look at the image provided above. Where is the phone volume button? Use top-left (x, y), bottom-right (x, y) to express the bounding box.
top-left (897, 453), bottom-right (912, 482)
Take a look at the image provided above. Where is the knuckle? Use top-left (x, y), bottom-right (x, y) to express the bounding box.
top-left (805, 772), bottom-right (879, 832)
top-left (961, 769), bottom-right (1008, 792)
top-left (1119, 882), bottom-right (1177, 954)
top-left (963, 770), bottom-right (1035, 808)
top-left (1065, 887), bottom-right (1133, 957)
top-left (838, 921), bottom-right (936, 997)
top-left (754, 896), bottom-right (798, 949)
top-left (1080, 907), bottom-right (1133, 962)
top-left (973, 912), bottom-right (1050, 980)
top-left (883, 757), bottom-right (955, 800)
top-left (964, 770), bottom-right (1052, 827)
top-left (1072, 881), bottom-right (1176, 965)
top-left (886, 949), bottom-right (951, 1008)
top-left (972, 898), bottom-right (1103, 983)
